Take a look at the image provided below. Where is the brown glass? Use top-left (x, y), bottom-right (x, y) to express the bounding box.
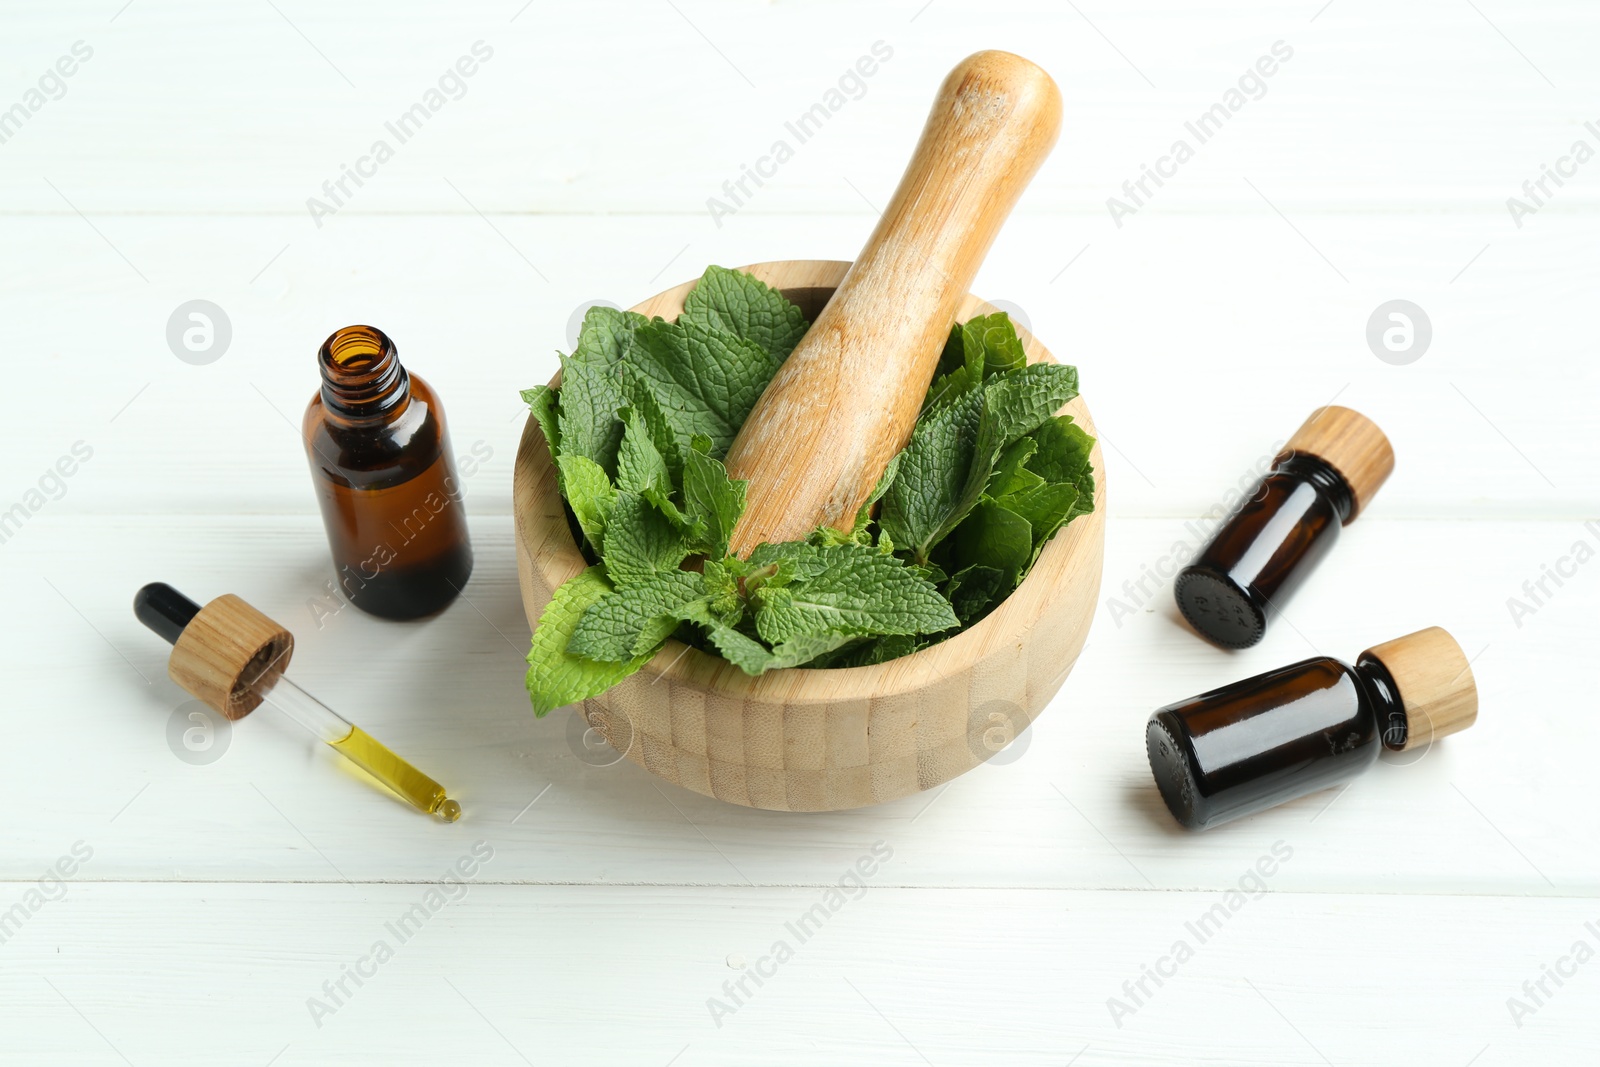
top-left (1145, 653), bottom-right (1404, 830)
top-left (302, 326), bottom-right (472, 620)
top-left (1174, 453), bottom-right (1353, 649)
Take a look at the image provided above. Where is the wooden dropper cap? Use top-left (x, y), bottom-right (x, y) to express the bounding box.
top-left (1276, 406), bottom-right (1394, 521)
top-left (134, 583), bottom-right (294, 721)
top-left (1362, 626), bottom-right (1478, 751)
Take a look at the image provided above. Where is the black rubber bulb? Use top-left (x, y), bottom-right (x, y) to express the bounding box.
top-left (133, 582), bottom-right (201, 646)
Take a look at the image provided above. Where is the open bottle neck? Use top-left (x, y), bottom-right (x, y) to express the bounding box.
top-left (318, 325), bottom-right (411, 423)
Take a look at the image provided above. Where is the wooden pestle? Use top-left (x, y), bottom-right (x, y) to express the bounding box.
top-left (723, 51), bottom-right (1063, 557)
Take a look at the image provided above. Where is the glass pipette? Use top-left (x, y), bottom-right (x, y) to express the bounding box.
top-left (134, 582), bottom-right (461, 822)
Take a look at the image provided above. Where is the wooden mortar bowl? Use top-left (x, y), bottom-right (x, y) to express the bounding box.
top-left (514, 260), bottom-right (1106, 811)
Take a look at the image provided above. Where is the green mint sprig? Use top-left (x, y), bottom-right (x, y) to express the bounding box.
top-left (520, 266), bottom-right (1094, 715)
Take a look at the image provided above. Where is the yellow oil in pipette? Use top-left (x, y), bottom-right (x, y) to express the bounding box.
top-left (329, 725), bottom-right (462, 822)
top-left (247, 668), bottom-right (464, 822)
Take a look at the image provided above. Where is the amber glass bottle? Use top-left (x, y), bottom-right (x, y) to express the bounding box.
top-left (1175, 406), bottom-right (1394, 649)
top-left (1146, 627), bottom-right (1477, 830)
top-left (302, 326), bottom-right (472, 620)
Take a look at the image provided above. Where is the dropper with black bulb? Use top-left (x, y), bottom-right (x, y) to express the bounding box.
top-left (134, 582), bottom-right (460, 822)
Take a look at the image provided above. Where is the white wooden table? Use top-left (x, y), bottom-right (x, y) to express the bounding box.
top-left (3, 2), bottom-right (1596, 1062)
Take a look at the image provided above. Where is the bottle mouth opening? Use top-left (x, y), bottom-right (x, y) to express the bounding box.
top-left (321, 325), bottom-right (393, 378)
top-left (318, 325), bottom-right (406, 418)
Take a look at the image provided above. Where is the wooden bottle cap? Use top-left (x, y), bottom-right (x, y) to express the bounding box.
top-left (168, 594), bottom-right (295, 720)
top-left (1362, 626), bottom-right (1477, 751)
top-left (1277, 405), bottom-right (1394, 521)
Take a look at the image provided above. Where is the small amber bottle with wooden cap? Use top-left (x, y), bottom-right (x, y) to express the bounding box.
top-left (1175, 405), bottom-right (1394, 649)
top-left (1146, 626), bottom-right (1476, 830)
top-left (303, 325), bottom-right (472, 620)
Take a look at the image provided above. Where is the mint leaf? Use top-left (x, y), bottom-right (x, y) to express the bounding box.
top-left (987, 436), bottom-right (1041, 498)
top-left (924, 363), bottom-right (980, 414)
top-left (556, 307), bottom-right (648, 476)
top-left (578, 305), bottom-right (649, 361)
top-left (1026, 415), bottom-right (1096, 518)
top-left (750, 542), bottom-right (957, 643)
top-left (700, 558), bottom-right (745, 626)
top-left (525, 567), bottom-right (651, 717)
top-left (684, 601), bottom-right (854, 674)
top-left (944, 564), bottom-right (1009, 626)
top-left (681, 444), bottom-right (746, 558)
top-left (919, 363), bottom-right (1081, 562)
top-left (1006, 482), bottom-right (1079, 555)
top-left (966, 312), bottom-right (1028, 378)
top-left (886, 361), bottom-right (1073, 565)
top-left (522, 385), bottom-right (560, 461)
top-left (766, 632), bottom-right (857, 669)
top-left (568, 570), bottom-right (705, 662)
top-left (631, 317), bottom-right (782, 457)
top-left (620, 383), bottom-right (685, 484)
top-left (867, 451), bottom-right (902, 508)
top-left (952, 500), bottom-right (1032, 585)
top-left (746, 539), bottom-right (828, 581)
top-left (645, 487), bottom-right (693, 530)
top-left (988, 420), bottom-right (1084, 558)
top-left (603, 492), bottom-right (688, 586)
top-left (925, 325), bottom-right (983, 413)
top-left (934, 320), bottom-right (982, 379)
top-left (696, 616), bottom-right (777, 674)
top-left (554, 454), bottom-right (616, 551)
top-left (878, 387), bottom-right (984, 562)
top-left (976, 363), bottom-right (1081, 453)
top-left (681, 265), bottom-right (809, 361)
top-left (556, 353), bottom-right (624, 475)
top-left (616, 407), bottom-right (673, 497)
top-left (926, 313), bottom-right (1029, 410)
top-left (811, 633), bottom-right (925, 669)
top-left (615, 407), bottom-right (696, 529)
